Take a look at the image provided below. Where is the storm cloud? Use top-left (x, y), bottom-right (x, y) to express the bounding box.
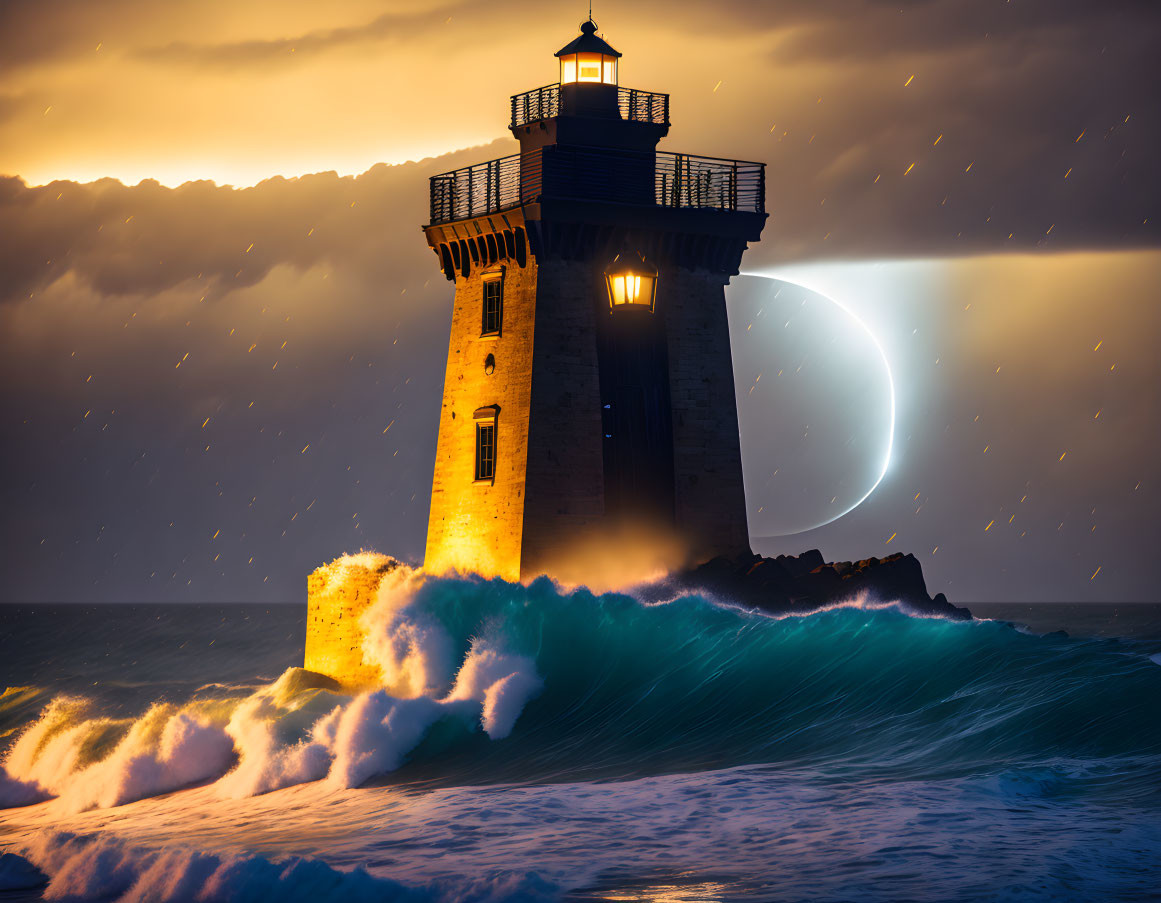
top-left (0, 0), bottom-right (1157, 603)
top-left (2, 0), bottom-right (1157, 256)
top-left (0, 143), bottom-right (500, 306)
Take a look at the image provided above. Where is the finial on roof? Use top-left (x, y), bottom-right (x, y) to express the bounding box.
top-left (556, 19), bottom-right (621, 58)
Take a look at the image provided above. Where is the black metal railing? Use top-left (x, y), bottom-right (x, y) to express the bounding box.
top-left (511, 84), bottom-right (560, 128)
top-left (429, 154), bottom-right (522, 224)
top-left (656, 153), bottom-right (763, 212)
top-left (618, 87), bottom-right (669, 126)
top-left (429, 148), bottom-right (764, 225)
top-left (510, 84), bottom-right (670, 129)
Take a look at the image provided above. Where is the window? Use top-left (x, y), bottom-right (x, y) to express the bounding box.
top-left (473, 405), bottom-right (499, 482)
top-left (482, 277), bottom-right (503, 336)
top-left (475, 422), bottom-right (496, 482)
top-left (559, 53), bottom-right (617, 86)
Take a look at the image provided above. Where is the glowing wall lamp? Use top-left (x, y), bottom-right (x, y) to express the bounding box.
top-left (557, 20), bottom-right (620, 85)
top-left (605, 250), bottom-right (658, 312)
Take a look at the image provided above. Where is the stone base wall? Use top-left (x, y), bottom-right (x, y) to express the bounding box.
top-left (303, 556), bottom-right (391, 688)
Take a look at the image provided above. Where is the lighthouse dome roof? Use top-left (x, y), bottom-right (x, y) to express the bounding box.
top-left (555, 20), bottom-right (622, 58)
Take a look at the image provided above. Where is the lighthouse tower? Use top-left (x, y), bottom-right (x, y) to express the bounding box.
top-left (422, 20), bottom-right (766, 583)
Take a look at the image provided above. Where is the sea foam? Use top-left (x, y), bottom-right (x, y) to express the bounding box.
top-left (1, 562), bottom-right (545, 812)
top-left (7, 830), bottom-right (558, 902)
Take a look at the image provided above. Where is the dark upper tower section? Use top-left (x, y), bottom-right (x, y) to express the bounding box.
top-left (428, 19), bottom-right (765, 277)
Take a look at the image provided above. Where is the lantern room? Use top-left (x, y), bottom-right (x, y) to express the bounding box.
top-left (556, 20), bottom-right (620, 86)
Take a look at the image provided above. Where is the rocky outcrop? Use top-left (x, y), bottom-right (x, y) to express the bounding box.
top-left (639, 549), bottom-right (972, 620)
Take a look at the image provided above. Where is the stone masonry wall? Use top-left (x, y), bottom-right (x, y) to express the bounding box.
top-left (662, 267), bottom-right (752, 561)
top-left (424, 258), bottom-right (538, 581)
top-left (423, 240), bottom-right (751, 582)
top-left (520, 260), bottom-right (750, 577)
top-left (303, 557), bottom-right (390, 688)
top-left (519, 259), bottom-right (607, 578)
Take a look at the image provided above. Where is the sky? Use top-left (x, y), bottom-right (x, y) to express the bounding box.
top-left (1, 0), bottom-right (1158, 604)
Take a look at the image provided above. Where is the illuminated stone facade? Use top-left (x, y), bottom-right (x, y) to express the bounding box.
top-left (303, 556), bottom-right (390, 688)
top-left (424, 215), bottom-right (540, 581)
top-left (422, 221), bottom-right (755, 582)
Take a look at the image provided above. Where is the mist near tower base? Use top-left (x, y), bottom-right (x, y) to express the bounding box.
top-left (3, 564), bottom-right (1161, 900)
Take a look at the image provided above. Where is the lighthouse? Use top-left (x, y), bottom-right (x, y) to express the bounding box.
top-left (422, 20), bottom-right (767, 583)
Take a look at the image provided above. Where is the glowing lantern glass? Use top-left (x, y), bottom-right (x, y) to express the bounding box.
top-left (605, 251), bottom-right (657, 313)
top-left (557, 21), bottom-right (620, 86)
top-left (561, 52), bottom-right (617, 84)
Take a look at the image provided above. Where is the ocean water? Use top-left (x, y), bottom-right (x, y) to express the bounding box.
top-left (1, 570), bottom-right (1159, 902)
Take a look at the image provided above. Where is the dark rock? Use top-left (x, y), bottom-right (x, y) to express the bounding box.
top-left (639, 550), bottom-right (972, 620)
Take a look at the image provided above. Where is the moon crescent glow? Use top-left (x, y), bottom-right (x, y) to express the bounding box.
top-left (742, 274), bottom-right (896, 536)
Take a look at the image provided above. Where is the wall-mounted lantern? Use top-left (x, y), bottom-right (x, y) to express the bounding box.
top-left (556, 20), bottom-right (620, 86)
top-left (605, 249), bottom-right (658, 313)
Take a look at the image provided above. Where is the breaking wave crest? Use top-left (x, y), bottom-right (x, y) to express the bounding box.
top-left (3, 565), bottom-right (1161, 816)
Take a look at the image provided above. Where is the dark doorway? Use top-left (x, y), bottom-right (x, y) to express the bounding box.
top-left (597, 304), bottom-right (676, 525)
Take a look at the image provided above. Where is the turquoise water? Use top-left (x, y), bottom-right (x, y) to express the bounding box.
top-left (1, 588), bottom-right (1160, 901)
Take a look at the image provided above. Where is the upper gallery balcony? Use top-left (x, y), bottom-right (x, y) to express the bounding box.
top-left (511, 83), bottom-right (669, 130)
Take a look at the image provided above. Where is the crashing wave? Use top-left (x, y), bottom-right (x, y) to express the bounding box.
top-left (3, 565), bottom-right (1160, 815)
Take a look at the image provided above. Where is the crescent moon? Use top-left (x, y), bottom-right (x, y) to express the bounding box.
top-left (742, 274), bottom-right (896, 537)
